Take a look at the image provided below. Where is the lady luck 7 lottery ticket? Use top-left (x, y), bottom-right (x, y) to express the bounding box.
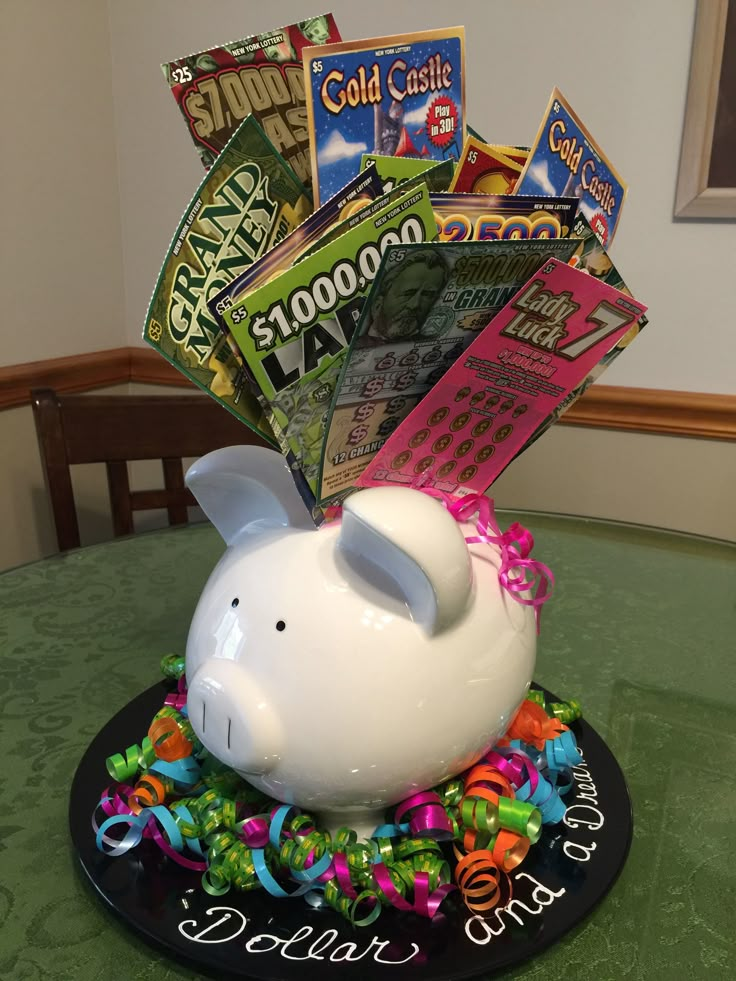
top-left (356, 258), bottom-right (647, 496)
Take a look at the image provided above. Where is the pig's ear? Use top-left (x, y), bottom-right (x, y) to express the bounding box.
top-left (185, 445), bottom-right (314, 545)
top-left (339, 487), bottom-right (472, 634)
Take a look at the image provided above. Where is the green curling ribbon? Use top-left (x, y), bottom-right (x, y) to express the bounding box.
top-left (289, 813), bottom-right (316, 837)
top-left (372, 837), bottom-right (396, 865)
top-left (333, 827), bottom-right (357, 850)
top-left (105, 737), bottom-right (155, 782)
top-left (291, 832), bottom-right (328, 872)
top-left (350, 890), bottom-right (382, 927)
top-left (206, 829), bottom-right (239, 860)
top-left (394, 837), bottom-right (442, 861)
top-left (202, 864), bottom-right (231, 896)
top-left (549, 698), bottom-right (583, 724)
top-left (437, 779), bottom-right (464, 807)
top-left (410, 853), bottom-right (450, 890)
top-left (497, 796), bottom-right (542, 844)
top-left (527, 688), bottom-right (583, 725)
top-left (222, 842), bottom-right (259, 891)
top-left (324, 878), bottom-right (355, 919)
top-left (460, 797), bottom-right (499, 834)
top-left (160, 653), bottom-right (186, 679)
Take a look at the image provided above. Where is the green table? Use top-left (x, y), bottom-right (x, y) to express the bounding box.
top-left (1, 515), bottom-right (734, 980)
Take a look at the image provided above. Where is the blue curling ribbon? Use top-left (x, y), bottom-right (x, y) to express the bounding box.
top-left (149, 756), bottom-right (200, 787)
top-left (546, 729), bottom-right (582, 772)
top-left (516, 775), bottom-right (567, 824)
top-left (304, 885), bottom-right (327, 908)
top-left (96, 811), bottom-right (148, 856)
top-left (370, 822), bottom-right (410, 839)
top-left (251, 848), bottom-right (311, 898)
top-left (291, 850), bottom-right (333, 882)
top-left (548, 766), bottom-right (574, 796)
top-left (269, 804), bottom-right (297, 848)
top-left (96, 803), bottom-right (186, 855)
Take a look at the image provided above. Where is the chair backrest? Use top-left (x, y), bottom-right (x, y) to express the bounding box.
top-left (31, 387), bottom-right (272, 551)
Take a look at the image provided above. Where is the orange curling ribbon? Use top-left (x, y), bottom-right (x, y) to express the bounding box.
top-left (148, 716), bottom-right (193, 762)
top-left (464, 763), bottom-right (515, 800)
top-left (499, 699), bottom-right (568, 751)
top-left (453, 847), bottom-right (508, 913)
top-left (129, 774), bottom-right (167, 814)
top-left (492, 829), bottom-right (530, 871)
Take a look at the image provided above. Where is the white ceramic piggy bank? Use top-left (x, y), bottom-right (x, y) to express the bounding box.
top-left (185, 446), bottom-right (535, 837)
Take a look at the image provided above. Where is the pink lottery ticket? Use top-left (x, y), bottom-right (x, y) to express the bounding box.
top-left (356, 258), bottom-right (647, 496)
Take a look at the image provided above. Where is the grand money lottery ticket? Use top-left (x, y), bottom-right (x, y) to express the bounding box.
top-left (318, 237), bottom-right (579, 502)
top-left (222, 183), bottom-right (438, 513)
top-left (163, 15), bottom-right (341, 177)
top-left (143, 116), bottom-right (311, 442)
top-left (357, 258), bottom-right (647, 495)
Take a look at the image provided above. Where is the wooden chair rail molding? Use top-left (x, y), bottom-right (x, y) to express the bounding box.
top-left (0, 346), bottom-right (734, 441)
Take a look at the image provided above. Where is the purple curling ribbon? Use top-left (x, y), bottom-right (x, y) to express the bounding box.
top-left (394, 791), bottom-right (454, 840)
top-left (164, 675), bottom-right (188, 711)
top-left (419, 490), bottom-right (554, 631)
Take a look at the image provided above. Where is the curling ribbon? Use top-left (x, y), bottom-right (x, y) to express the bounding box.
top-left (500, 698), bottom-right (568, 750)
top-left (420, 490), bottom-right (554, 631)
top-left (163, 673), bottom-right (188, 711)
top-left (94, 663), bottom-right (584, 924)
top-left (393, 791), bottom-right (454, 839)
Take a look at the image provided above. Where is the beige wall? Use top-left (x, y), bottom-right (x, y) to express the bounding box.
top-left (1, 0), bottom-right (125, 365)
top-left (1, 0), bottom-right (734, 571)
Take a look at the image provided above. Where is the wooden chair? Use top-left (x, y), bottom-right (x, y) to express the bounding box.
top-left (31, 388), bottom-right (272, 551)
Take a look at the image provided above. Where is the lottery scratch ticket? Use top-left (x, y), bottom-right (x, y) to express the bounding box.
top-left (514, 212), bottom-right (649, 456)
top-left (222, 183), bottom-right (437, 514)
top-left (431, 193), bottom-right (579, 242)
top-left (162, 14), bottom-right (341, 177)
top-left (208, 166), bottom-right (383, 329)
top-left (291, 163), bottom-right (448, 265)
top-left (516, 88), bottom-right (627, 247)
top-left (143, 116), bottom-right (311, 443)
top-left (449, 137), bottom-right (523, 195)
top-left (318, 237), bottom-right (579, 503)
top-left (304, 28), bottom-right (465, 206)
top-left (356, 258), bottom-right (647, 495)
top-left (360, 154), bottom-right (455, 194)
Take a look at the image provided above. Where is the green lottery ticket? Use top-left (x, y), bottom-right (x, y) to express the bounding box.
top-left (318, 237), bottom-right (579, 503)
top-left (222, 184), bottom-right (437, 511)
top-left (360, 154), bottom-right (455, 194)
top-left (143, 116), bottom-right (311, 442)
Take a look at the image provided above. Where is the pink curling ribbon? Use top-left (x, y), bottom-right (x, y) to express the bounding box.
top-left (164, 675), bottom-right (188, 711)
top-left (373, 863), bottom-right (455, 918)
top-left (238, 815), bottom-right (270, 849)
top-left (419, 490), bottom-right (554, 631)
top-left (394, 791), bottom-right (454, 840)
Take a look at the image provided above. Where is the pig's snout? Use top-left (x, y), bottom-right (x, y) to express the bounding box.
top-left (187, 659), bottom-right (282, 776)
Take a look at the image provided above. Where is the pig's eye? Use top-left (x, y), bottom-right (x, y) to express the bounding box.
top-left (231, 598), bottom-right (239, 608)
top-left (276, 620), bottom-right (286, 632)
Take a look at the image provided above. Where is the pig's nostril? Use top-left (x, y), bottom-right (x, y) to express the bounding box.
top-left (227, 717), bottom-right (232, 749)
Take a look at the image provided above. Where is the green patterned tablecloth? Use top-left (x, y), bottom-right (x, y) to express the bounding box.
top-left (0, 515), bottom-right (734, 980)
